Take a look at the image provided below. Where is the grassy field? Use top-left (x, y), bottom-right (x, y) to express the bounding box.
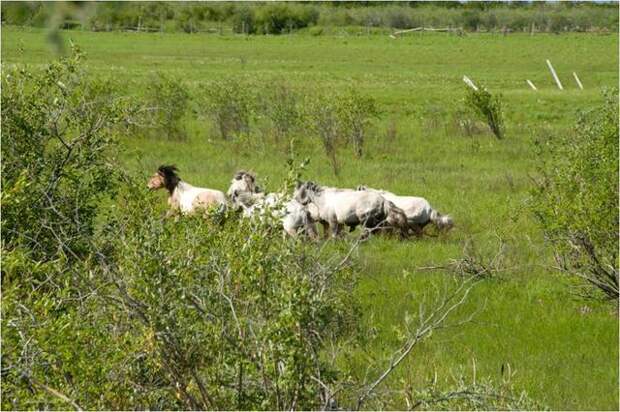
top-left (2, 26), bottom-right (618, 410)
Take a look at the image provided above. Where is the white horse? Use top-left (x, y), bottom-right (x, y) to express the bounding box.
top-left (357, 185), bottom-right (453, 235)
top-left (228, 171), bottom-right (318, 238)
top-left (294, 181), bottom-right (408, 239)
top-left (232, 191), bottom-right (318, 238)
top-left (226, 170), bottom-right (260, 199)
top-left (147, 165), bottom-right (227, 214)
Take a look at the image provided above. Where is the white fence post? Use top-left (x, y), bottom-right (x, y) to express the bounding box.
top-left (546, 59), bottom-right (563, 90)
top-left (462, 75), bottom-right (478, 91)
top-left (573, 72), bottom-right (584, 90)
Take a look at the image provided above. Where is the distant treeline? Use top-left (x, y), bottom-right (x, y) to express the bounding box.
top-left (2, 1), bottom-right (618, 34)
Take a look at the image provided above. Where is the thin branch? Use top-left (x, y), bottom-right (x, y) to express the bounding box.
top-left (356, 279), bottom-right (478, 409)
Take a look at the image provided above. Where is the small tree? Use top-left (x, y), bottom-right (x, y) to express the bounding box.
top-left (202, 78), bottom-right (255, 140)
top-left (258, 80), bottom-right (300, 144)
top-left (530, 89), bottom-right (618, 300)
top-left (141, 72), bottom-right (190, 140)
top-left (464, 84), bottom-right (505, 139)
top-left (337, 88), bottom-right (379, 158)
top-left (304, 93), bottom-right (341, 175)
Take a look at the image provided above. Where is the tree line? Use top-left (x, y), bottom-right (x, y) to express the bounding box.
top-left (2, 1), bottom-right (618, 34)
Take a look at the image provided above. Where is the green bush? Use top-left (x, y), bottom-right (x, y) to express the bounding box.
top-left (254, 3), bottom-right (319, 35)
top-left (201, 78), bottom-right (255, 140)
top-left (231, 5), bottom-right (255, 34)
top-left (257, 80), bottom-right (300, 143)
top-left (464, 84), bottom-right (505, 139)
top-left (97, 184), bottom-right (358, 409)
top-left (1, 46), bottom-right (123, 260)
top-left (138, 72), bottom-right (190, 140)
top-left (1, 46), bottom-right (132, 409)
top-left (336, 88), bottom-right (379, 158)
top-left (303, 92), bottom-right (342, 175)
top-left (530, 89), bottom-right (619, 300)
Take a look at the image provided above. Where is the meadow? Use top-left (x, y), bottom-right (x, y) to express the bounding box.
top-left (2, 26), bottom-right (618, 409)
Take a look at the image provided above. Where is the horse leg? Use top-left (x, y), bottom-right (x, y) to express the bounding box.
top-left (411, 224), bottom-right (424, 238)
top-left (320, 220), bottom-right (330, 239)
top-left (331, 222), bottom-right (342, 238)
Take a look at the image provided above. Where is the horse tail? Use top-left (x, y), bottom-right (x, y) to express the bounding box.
top-left (430, 209), bottom-right (453, 231)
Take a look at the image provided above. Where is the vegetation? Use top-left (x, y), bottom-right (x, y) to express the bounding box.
top-left (1, 50), bottom-right (357, 410)
top-left (531, 89), bottom-right (619, 300)
top-left (1, 25), bottom-right (618, 410)
top-left (140, 72), bottom-right (190, 140)
top-left (201, 78), bottom-right (255, 140)
top-left (1, 1), bottom-right (618, 34)
top-left (464, 84), bottom-right (505, 139)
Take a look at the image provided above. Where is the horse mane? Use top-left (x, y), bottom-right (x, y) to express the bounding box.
top-left (157, 165), bottom-right (180, 194)
top-left (303, 181), bottom-right (322, 193)
top-left (234, 170), bottom-right (255, 181)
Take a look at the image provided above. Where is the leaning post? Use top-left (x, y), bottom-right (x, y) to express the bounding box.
top-left (462, 75), bottom-right (478, 91)
top-left (573, 72), bottom-right (584, 90)
top-left (546, 59), bottom-right (563, 90)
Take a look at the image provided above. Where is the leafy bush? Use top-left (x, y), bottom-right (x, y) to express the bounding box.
top-left (97, 185), bottom-right (358, 409)
top-left (138, 72), bottom-right (190, 140)
top-left (1, 45), bottom-right (123, 260)
top-left (530, 89), bottom-right (618, 300)
top-left (201, 78), bottom-right (255, 140)
top-left (336, 88), bottom-right (379, 158)
top-left (304, 92), bottom-right (342, 175)
top-left (257, 80), bottom-right (300, 143)
top-left (464, 84), bottom-right (505, 139)
top-left (231, 5), bottom-right (255, 34)
top-left (254, 3), bottom-right (319, 34)
top-left (1, 46), bottom-right (132, 409)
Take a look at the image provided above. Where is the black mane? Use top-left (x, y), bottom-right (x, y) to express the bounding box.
top-left (158, 165), bottom-right (180, 194)
top-left (234, 170), bottom-right (255, 181)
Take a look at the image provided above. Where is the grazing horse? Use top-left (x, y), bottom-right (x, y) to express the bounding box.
top-left (294, 181), bottom-right (408, 239)
top-left (357, 185), bottom-right (453, 236)
top-left (228, 171), bottom-right (318, 238)
top-left (147, 165), bottom-right (227, 214)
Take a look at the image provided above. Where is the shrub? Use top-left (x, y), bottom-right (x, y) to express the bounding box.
top-left (1, 46), bottom-right (132, 410)
top-left (138, 72), bottom-right (190, 140)
top-left (308, 25), bottom-right (324, 36)
top-left (464, 84), bottom-right (505, 139)
top-left (336, 88), bottom-right (379, 158)
top-left (530, 89), bottom-right (618, 300)
top-left (257, 80), bottom-right (300, 143)
top-left (231, 5), bottom-right (255, 34)
top-left (462, 10), bottom-right (482, 31)
top-left (96, 184), bottom-right (358, 410)
top-left (1, 46), bottom-right (123, 260)
top-left (304, 92), bottom-right (342, 175)
top-left (201, 78), bottom-right (255, 140)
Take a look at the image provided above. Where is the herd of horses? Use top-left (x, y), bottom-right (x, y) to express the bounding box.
top-left (148, 165), bottom-right (453, 240)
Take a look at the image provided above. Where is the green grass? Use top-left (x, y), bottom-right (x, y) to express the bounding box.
top-left (2, 26), bottom-right (618, 410)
